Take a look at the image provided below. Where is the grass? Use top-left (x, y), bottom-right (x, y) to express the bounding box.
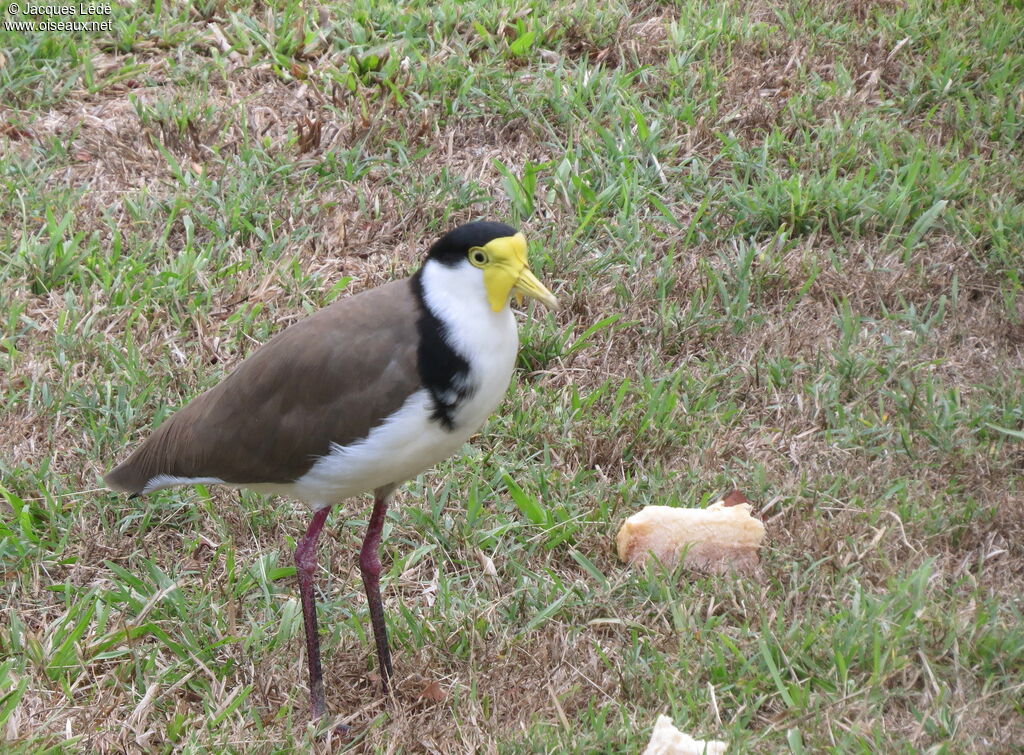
top-left (2, 0), bottom-right (1023, 751)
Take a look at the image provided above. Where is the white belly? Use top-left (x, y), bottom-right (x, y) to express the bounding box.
top-left (266, 382), bottom-right (506, 508)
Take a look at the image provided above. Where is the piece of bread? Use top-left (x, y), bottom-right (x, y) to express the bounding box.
top-left (642, 715), bottom-right (728, 755)
top-left (616, 496), bottom-right (765, 573)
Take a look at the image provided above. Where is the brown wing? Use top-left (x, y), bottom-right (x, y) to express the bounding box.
top-left (105, 278), bottom-right (422, 494)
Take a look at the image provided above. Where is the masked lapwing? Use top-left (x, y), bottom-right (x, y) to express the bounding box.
top-left (104, 221), bottom-right (557, 720)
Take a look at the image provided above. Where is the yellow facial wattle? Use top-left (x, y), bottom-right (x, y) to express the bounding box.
top-left (476, 233), bottom-right (558, 312)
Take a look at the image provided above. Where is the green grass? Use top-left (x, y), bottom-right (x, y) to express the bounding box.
top-left (2, 0), bottom-right (1023, 751)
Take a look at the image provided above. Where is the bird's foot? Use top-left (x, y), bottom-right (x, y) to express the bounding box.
top-left (311, 714), bottom-right (351, 739)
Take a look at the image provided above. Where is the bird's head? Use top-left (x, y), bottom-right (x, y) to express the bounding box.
top-left (426, 221), bottom-right (558, 312)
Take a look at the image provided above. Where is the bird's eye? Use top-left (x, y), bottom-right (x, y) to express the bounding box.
top-left (469, 248), bottom-right (488, 267)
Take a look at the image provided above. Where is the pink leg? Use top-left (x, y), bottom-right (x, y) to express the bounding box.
top-left (360, 492), bottom-right (394, 691)
top-left (295, 507), bottom-right (331, 719)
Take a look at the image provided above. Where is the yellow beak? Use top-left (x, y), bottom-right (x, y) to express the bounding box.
top-left (512, 267), bottom-right (558, 310)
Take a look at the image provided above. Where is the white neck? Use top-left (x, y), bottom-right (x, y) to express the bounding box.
top-left (419, 259), bottom-right (517, 354)
top-left (419, 259), bottom-right (519, 424)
